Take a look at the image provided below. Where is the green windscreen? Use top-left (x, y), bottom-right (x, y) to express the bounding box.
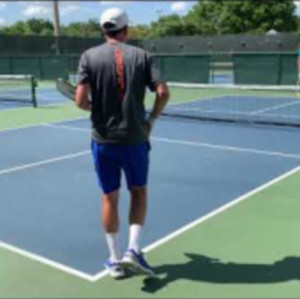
top-left (153, 55), bottom-right (210, 83)
top-left (233, 53), bottom-right (297, 85)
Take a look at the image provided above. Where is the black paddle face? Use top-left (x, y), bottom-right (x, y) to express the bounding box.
top-left (56, 78), bottom-right (76, 101)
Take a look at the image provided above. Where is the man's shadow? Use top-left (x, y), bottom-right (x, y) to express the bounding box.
top-left (142, 253), bottom-right (300, 293)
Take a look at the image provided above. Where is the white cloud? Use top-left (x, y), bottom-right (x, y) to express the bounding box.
top-left (60, 4), bottom-right (80, 16)
top-left (99, 1), bottom-right (132, 5)
top-left (0, 17), bottom-right (6, 25)
top-left (23, 5), bottom-right (51, 17)
top-left (18, 1), bottom-right (51, 6)
top-left (295, 1), bottom-right (300, 15)
top-left (0, 3), bottom-right (7, 10)
top-left (170, 2), bottom-right (188, 14)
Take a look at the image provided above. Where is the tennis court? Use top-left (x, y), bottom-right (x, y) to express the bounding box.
top-left (1, 82), bottom-right (300, 298)
top-left (0, 76), bottom-right (69, 110)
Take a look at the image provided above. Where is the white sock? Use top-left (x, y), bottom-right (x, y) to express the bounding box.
top-left (105, 233), bottom-right (120, 262)
top-left (128, 224), bottom-right (142, 253)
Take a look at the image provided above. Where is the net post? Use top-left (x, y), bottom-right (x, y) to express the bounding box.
top-left (31, 76), bottom-right (38, 108)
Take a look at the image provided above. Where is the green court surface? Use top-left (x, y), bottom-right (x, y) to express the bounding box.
top-left (0, 103), bottom-right (86, 130)
top-left (1, 162), bottom-right (300, 298)
top-left (1, 98), bottom-right (300, 298)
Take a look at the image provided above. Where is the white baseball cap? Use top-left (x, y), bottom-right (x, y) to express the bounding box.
top-left (100, 8), bottom-right (129, 32)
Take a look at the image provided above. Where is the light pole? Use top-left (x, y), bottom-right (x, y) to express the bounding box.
top-left (53, 0), bottom-right (60, 54)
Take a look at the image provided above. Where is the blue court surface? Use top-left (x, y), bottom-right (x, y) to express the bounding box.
top-left (166, 84), bottom-right (300, 127)
top-left (0, 87), bottom-right (68, 110)
top-left (211, 73), bottom-right (234, 84)
top-left (1, 115), bottom-right (300, 278)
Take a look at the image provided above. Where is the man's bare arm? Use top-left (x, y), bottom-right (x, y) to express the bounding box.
top-left (75, 84), bottom-right (91, 111)
top-left (148, 83), bottom-right (169, 126)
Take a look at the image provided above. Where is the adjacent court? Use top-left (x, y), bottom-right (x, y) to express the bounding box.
top-left (1, 91), bottom-right (300, 297)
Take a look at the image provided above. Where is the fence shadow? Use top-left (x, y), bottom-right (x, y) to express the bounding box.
top-left (142, 253), bottom-right (300, 293)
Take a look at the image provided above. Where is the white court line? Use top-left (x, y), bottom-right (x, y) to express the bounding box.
top-left (44, 123), bottom-right (300, 160)
top-left (167, 96), bottom-right (220, 107)
top-left (0, 102), bottom-right (67, 112)
top-left (0, 150), bottom-right (89, 176)
top-left (37, 90), bottom-right (60, 94)
top-left (251, 100), bottom-right (300, 115)
top-left (1, 119), bottom-right (300, 282)
top-left (93, 163), bottom-right (300, 281)
top-left (0, 148), bottom-right (93, 281)
top-left (153, 137), bottom-right (300, 160)
top-left (0, 105), bottom-right (33, 112)
top-left (166, 105), bottom-right (300, 119)
top-left (42, 123), bottom-right (89, 132)
top-left (0, 116), bottom-right (88, 133)
top-left (1, 156), bottom-right (300, 282)
top-left (0, 241), bottom-right (94, 281)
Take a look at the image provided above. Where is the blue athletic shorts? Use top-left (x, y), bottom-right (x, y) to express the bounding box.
top-left (91, 140), bottom-right (150, 194)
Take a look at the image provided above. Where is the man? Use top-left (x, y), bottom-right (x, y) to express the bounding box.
top-left (75, 7), bottom-right (169, 279)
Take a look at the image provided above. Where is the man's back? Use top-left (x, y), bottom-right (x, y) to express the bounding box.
top-left (78, 42), bottom-right (160, 144)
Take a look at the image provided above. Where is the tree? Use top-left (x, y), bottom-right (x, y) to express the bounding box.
top-left (0, 2), bottom-right (298, 38)
top-left (60, 19), bottom-right (101, 37)
top-left (149, 14), bottom-right (196, 37)
top-left (0, 21), bottom-right (32, 35)
top-left (297, 16), bottom-right (300, 33)
top-left (128, 25), bottom-right (150, 39)
top-left (184, 0), bottom-right (297, 35)
top-left (0, 18), bottom-right (101, 37)
top-left (26, 19), bottom-right (54, 35)
top-left (0, 19), bottom-right (54, 36)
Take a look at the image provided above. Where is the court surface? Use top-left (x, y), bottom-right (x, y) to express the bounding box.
top-left (1, 90), bottom-right (300, 298)
top-left (0, 83), bottom-right (68, 110)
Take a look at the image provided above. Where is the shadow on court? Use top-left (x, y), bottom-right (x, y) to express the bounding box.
top-left (142, 253), bottom-right (300, 293)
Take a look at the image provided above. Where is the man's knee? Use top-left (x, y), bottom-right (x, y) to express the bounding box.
top-left (102, 190), bottom-right (119, 204)
top-left (130, 186), bottom-right (147, 200)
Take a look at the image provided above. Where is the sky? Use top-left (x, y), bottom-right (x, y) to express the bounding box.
top-left (0, 1), bottom-right (300, 28)
top-left (0, 1), bottom-right (198, 27)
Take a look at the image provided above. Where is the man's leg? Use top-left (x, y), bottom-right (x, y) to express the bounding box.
top-left (102, 190), bottom-right (120, 263)
top-left (102, 190), bottom-right (125, 278)
top-left (121, 143), bottom-right (154, 276)
top-left (122, 143), bottom-right (149, 253)
top-left (91, 141), bottom-right (125, 278)
top-left (128, 186), bottom-right (147, 252)
top-left (122, 185), bottom-right (153, 275)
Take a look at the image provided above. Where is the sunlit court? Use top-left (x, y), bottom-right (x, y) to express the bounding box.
top-left (1, 1), bottom-right (300, 298)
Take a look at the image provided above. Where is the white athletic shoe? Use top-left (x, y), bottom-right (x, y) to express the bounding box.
top-left (121, 249), bottom-right (155, 276)
top-left (104, 259), bottom-right (126, 279)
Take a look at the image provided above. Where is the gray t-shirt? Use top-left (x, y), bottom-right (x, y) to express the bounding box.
top-left (77, 42), bottom-right (163, 144)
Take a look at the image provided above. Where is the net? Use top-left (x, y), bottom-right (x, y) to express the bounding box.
top-left (159, 83), bottom-right (300, 127)
top-left (68, 72), bottom-right (300, 127)
top-left (0, 75), bottom-right (37, 107)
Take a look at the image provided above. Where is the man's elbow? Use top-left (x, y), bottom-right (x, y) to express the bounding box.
top-left (76, 98), bottom-right (90, 110)
top-left (75, 91), bottom-right (87, 110)
top-left (75, 84), bottom-right (91, 110)
top-left (161, 90), bottom-right (170, 102)
top-left (75, 97), bottom-right (85, 109)
top-left (156, 84), bottom-right (170, 102)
